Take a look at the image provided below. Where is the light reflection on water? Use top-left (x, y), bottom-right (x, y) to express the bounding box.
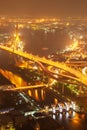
top-left (0, 116), bottom-right (15, 130)
top-left (0, 88), bottom-right (87, 130)
top-left (28, 88), bottom-right (46, 103)
top-left (0, 123), bottom-right (15, 130)
top-left (27, 88), bottom-right (87, 130)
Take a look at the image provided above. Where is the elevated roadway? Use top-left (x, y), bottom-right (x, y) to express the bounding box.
top-left (0, 45), bottom-right (87, 86)
top-left (6, 84), bottom-right (46, 91)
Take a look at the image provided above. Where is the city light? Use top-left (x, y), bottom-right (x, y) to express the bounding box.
top-left (0, 16), bottom-right (87, 130)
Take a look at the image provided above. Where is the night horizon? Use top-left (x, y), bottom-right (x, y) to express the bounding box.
top-left (0, 1), bottom-right (87, 130)
top-left (0, 0), bottom-right (87, 17)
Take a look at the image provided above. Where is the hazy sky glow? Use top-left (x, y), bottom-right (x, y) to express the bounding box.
top-left (0, 0), bottom-right (87, 17)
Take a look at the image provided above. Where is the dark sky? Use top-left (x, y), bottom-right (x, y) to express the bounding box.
top-left (0, 0), bottom-right (87, 17)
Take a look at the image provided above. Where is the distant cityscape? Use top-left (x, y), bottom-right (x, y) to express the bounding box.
top-left (0, 16), bottom-right (87, 130)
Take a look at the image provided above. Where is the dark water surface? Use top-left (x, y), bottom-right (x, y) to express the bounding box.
top-left (0, 88), bottom-right (87, 130)
top-left (0, 25), bottom-right (87, 129)
top-left (27, 88), bottom-right (87, 130)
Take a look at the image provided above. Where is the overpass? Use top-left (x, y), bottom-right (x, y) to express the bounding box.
top-left (6, 84), bottom-right (46, 91)
top-left (0, 45), bottom-right (87, 86)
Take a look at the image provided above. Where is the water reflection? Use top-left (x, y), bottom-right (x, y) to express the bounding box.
top-left (52, 114), bottom-right (56, 120)
top-left (28, 88), bottom-right (46, 103)
top-left (41, 89), bottom-right (45, 101)
top-left (0, 69), bottom-right (27, 86)
top-left (0, 123), bottom-right (15, 130)
top-left (0, 115), bottom-right (15, 130)
top-left (28, 90), bottom-right (32, 97)
top-left (26, 88), bottom-right (87, 130)
top-left (35, 89), bottom-right (39, 101)
top-left (0, 88), bottom-right (87, 130)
